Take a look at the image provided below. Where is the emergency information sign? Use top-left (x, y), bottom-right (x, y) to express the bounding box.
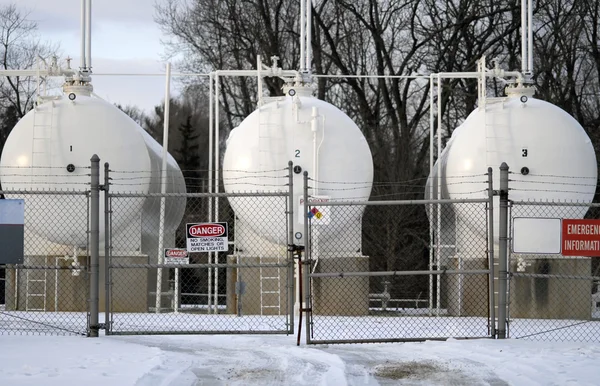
top-left (562, 219), bottom-right (600, 257)
top-left (186, 222), bottom-right (229, 252)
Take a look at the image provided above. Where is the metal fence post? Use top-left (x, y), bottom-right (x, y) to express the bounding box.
top-left (487, 167), bottom-right (496, 338)
top-left (303, 171), bottom-right (311, 344)
top-left (497, 162), bottom-right (509, 339)
top-left (287, 161), bottom-right (295, 334)
top-left (89, 154), bottom-right (100, 337)
top-left (104, 162), bottom-right (110, 335)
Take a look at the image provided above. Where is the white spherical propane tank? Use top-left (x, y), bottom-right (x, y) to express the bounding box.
top-left (428, 85), bottom-right (597, 244)
top-left (0, 88), bottom-right (186, 248)
top-left (223, 86), bottom-right (373, 250)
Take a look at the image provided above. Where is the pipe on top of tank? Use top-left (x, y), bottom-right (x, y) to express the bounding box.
top-left (80, 0), bottom-right (86, 71)
top-left (86, 0), bottom-right (92, 72)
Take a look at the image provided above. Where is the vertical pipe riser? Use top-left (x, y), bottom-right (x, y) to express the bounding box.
top-left (497, 163), bottom-right (509, 339)
top-left (487, 167), bottom-right (495, 338)
top-left (288, 162), bottom-right (295, 334)
top-left (303, 172), bottom-right (310, 344)
top-left (89, 154), bottom-right (100, 337)
top-left (104, 163), bottom-right (110, 335)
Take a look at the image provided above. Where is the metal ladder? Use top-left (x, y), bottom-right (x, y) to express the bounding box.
top-left (484, 98), bottom-right (511, 167)
top-left (259, 254), bottom-right (281, 315)
top-left (257, 104), bottom-right (286, 186)
top-left (30, 102), bottom-right (55, 180)
top-left (25, 265), bottom-right (48, 311)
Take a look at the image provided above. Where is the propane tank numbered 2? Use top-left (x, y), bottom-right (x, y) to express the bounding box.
top-left (186, 222), bottom-right (229, 252)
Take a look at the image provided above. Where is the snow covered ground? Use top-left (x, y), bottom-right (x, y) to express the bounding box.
top-left (1, 333), bottom-right (599, 385)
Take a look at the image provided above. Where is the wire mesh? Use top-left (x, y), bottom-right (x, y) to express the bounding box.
top-left (508, 201), bottom-right (600, 342)
top-left (305, 199), bottom-right (493, 344)
top-left (106, 192), bottom-right (293, 335)
top-left (0, 190), bottom-right (90, 336)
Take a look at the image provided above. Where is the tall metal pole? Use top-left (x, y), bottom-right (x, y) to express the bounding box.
top-left (305, 0), bottom-right (312, 72)
top-left (497, 162), bottom-right (509, 339)
top-left (155, 62), bottom-right (172, 313)
top-left (85, 0), bottom-right (92, 71)
top-left (300, 0), bottom-right (306, 72)
top-left (527, 0), bottom-right (533, 74)
top-left (428, 74), bottom-right (434, 316)
top-left (207, 73), bottom-right (214, 313)
top-left (89, 154), bottom-right (100, 337)
top-left (287, 161), bottom-right (295, 334)
top-left (436, 73), bottom-right (442, 316)
top-left (487, 167), bottom-right (496, 337)
top-left (104, 162), bottom-right (110, 335)
top-left (213, 73), bottom-right (221, 313)
top-left (80, 0), bottom-right (86, 70)
top-left (521, 0), bottom-right (527, 73)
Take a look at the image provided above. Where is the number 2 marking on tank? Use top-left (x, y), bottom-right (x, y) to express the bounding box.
top-left (295, 149), bottom-right (300, 158)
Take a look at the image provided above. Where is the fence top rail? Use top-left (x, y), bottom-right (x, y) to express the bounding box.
top-left (309, 269), bottom-right (491, 278)
top-left (511, 272), bottom-right (600, 281)
top-left (108, 191), bottom-right (289, 198)
top-left (511, 200), bottom-right (600, 207)
top-left (109, 263), bottom-right (290, 269)
top-left (308, 198), bottom-right (489, 206)
top-left (0, 189), bottom-right (90, 196)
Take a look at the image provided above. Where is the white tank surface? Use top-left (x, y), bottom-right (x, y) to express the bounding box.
top-left (428, 86), bottom-right (597, 243)
top-left (223, 86), bottom-right (373, 248)
top-left (0, 90), bottom-right (186, 248)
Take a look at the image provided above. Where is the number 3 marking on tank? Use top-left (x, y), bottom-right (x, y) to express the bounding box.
top-left (295, 149), bottom-right (300, 158)
top-left (522, 148), bottom-right (528, 157)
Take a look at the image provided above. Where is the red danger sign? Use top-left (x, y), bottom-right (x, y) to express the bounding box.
top-left (188, 223), bottom-right (226, 237)
top-left (562, 219), bottom-right (600, 256)
top-left (186, 222), bottom-right (229, 252)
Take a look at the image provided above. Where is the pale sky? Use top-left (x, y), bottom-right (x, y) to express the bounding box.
top-left (1, 0), bottom-right (179, 113)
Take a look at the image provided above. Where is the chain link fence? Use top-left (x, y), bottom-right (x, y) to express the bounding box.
top-left (304, 195), bottom-right (494, 344)
top-left (508, 201), bottom-right (600, 342)
top-left (106, 191), bottom-right (294, 335)
top-left (0, 190), bottom-right (90, 336)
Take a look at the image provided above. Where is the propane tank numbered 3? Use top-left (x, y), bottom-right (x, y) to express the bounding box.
top-left (186, 222), bottom-right (229, 252)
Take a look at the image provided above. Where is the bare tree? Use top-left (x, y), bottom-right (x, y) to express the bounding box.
top-left (0, 3), bottom-right (59, 155)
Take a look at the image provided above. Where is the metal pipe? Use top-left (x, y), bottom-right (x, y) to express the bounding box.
top-left (303, 171), bottom-right (310, 344)
top-left (89, 154), bottom-right (100, 337)
top-left (428, 74), bottom-right (434, 316)
top-left (305, 0), bottom-right (312, 72)
top-left (287, 161), bottom-right (295, 334)
top-left (155, 62), bottom-right (172, 314)
top-left (527, 0), bottom-right (533, 73)
top-left (497, 162), bottom-right (509, 339)
top-left (104, 162), bottom-right (110, 334)
top-left (257, 55), bottom-right (263, 106)
top-left (487, 167), bottom-right (495, 338)
top-left (309, 269), bottom-right (491, 278)
top-left (521, 0), bottom-right (527, 72)
top-left (311, 107), bottom-right (319, 193)
top-left (213, 73), bottom-right (221, 313)
top-left (86, 0), bottom-right (92, 71)
top-left (80, 0), bottom-right (86, 70)
top-left (300, 0), bottom-right (306, 72)
top-left (207, 73), bottom-right (214, 312)
top-left (436, 73), bottom-right (442, 316)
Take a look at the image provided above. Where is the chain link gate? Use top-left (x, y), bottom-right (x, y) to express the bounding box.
top-left (0, 190), bottom-right (91, 336)
top-left (507, 201), bottom-right (600, 342)
top-left (103, 165), bottom-right (296, 335)
top-left (302, 172), bottom-right (496, 344)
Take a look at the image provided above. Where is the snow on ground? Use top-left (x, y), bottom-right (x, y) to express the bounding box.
top-left (1, 334), bottom-right (599, 385)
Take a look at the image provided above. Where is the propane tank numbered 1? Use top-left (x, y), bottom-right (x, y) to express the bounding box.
top-left (186, 222), bottom-right (229, 252)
